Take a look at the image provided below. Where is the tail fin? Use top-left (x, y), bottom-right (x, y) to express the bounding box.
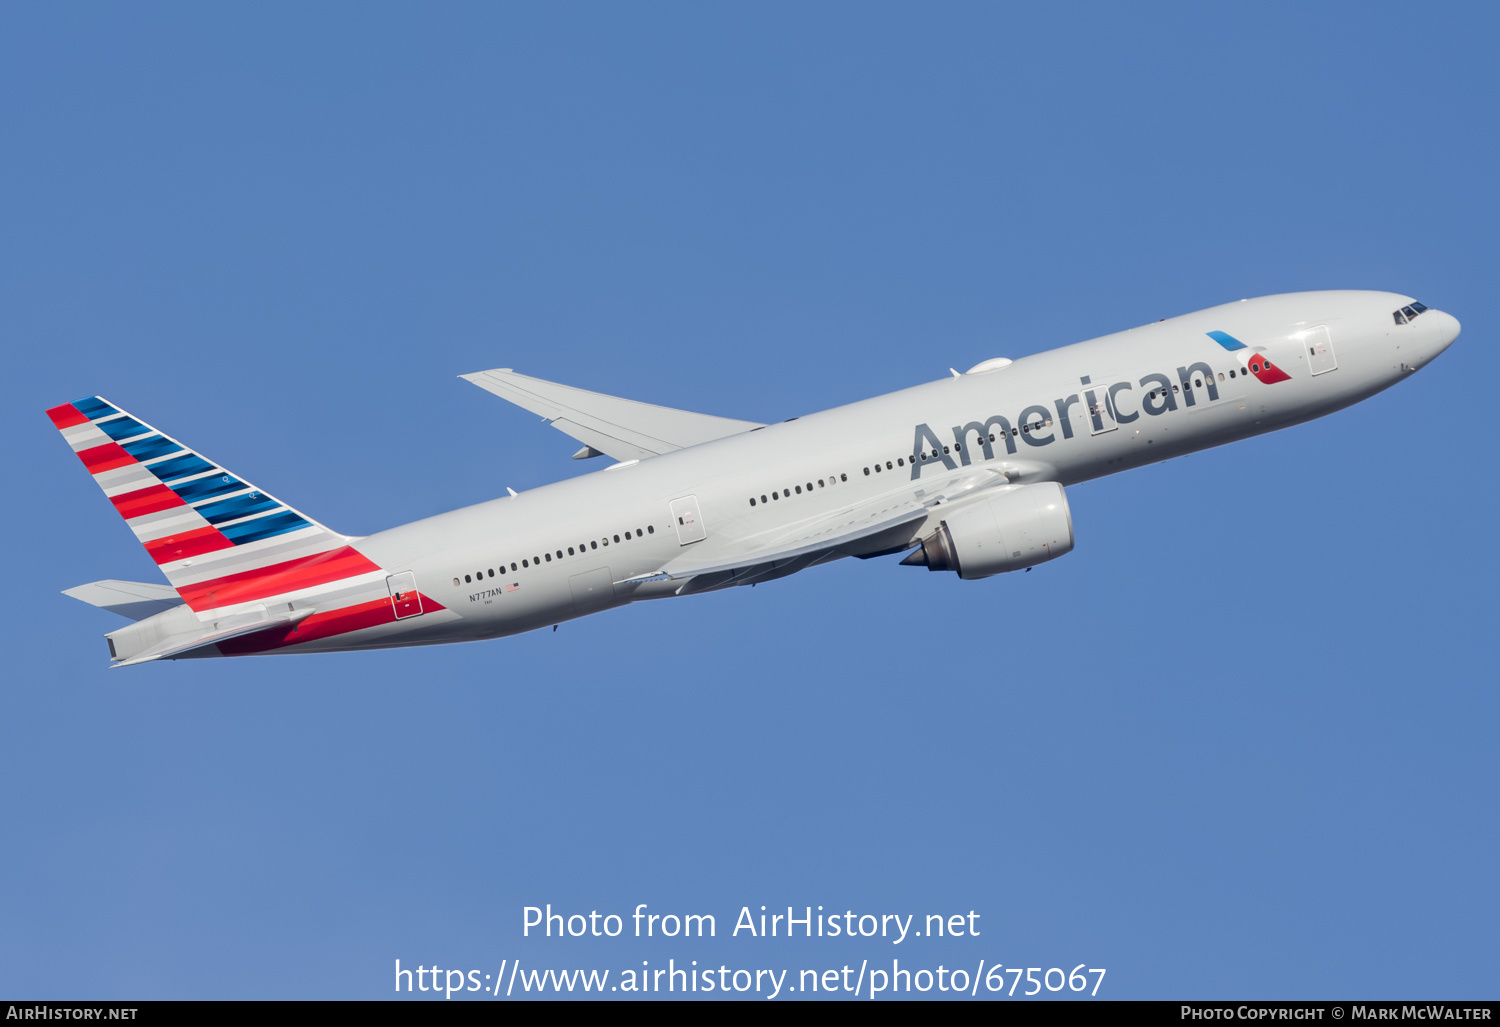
top-left (47, 397), bottom-right (383, 615)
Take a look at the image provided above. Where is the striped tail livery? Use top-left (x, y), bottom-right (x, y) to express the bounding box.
top-left (48, 397), bottom-right (442, 666)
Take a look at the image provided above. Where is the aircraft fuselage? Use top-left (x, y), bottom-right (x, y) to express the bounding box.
top-left (57, 290), bottom-right (1460, 662)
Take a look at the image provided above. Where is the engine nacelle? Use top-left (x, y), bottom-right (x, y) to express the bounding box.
top-left (901, 482), bottom-right (1074, 579)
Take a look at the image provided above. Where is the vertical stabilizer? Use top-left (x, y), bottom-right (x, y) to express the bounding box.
top-left (46, 397), bottom-right (384, 615)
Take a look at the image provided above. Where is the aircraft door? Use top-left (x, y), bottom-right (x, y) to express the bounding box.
top-left (669, 495), bottom-right (707, 545)
top-left (1083, 383), bottom-right (1118, 435)
top-left (387, 572), bottom-right (423, 618)
top-left (1302, 325), bottom-right (1337, 375)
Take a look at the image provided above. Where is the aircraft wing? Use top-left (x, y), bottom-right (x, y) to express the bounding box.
top-left (620, 465), bottom-right (1020, 589)
top-left (460, 368), bottom-right (764, 462)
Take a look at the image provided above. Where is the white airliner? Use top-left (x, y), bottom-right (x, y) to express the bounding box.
top-left (50, 290), bottom-right (1459, 667)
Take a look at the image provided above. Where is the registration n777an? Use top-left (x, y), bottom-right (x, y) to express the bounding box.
top-left (48, 290), bottom-right (1459, 666)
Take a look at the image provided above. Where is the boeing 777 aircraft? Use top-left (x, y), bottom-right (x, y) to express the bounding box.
top-left (49, 290), bottom-right (1459, 667)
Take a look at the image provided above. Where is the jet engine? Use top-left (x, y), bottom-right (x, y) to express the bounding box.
top-left (900, 482), bottom-right (1074, 579)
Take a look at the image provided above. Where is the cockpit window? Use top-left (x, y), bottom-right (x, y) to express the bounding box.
top-left (1393, 301), bottom-right (1429, 326)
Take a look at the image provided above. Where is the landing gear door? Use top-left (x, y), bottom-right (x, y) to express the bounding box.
top-left (387, 572), bottom-right (423, 619)
top-left (669, 495), bottom-right (707, 545)
top-left (1302, 325), bottom-right (1337, 375)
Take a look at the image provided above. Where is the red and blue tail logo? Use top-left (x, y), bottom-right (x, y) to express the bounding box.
top-left (1206, 331), bottom-right (1291, 383)
top-left (46, 397), bottom-right (386, 613)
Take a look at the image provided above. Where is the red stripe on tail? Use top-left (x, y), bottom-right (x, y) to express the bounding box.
top-left (46, 404), bottom-right (90, 429)
top-left (110, 483), bottom-right (187, 519)
top-left (177, 545), bottom-right (382, 612)
top-left (77, 442), bottom-right (135, 473)
top-left (144, 525), bottom-right (235, 564)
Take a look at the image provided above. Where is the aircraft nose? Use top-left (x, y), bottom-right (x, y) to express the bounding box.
top-left (1429, 309), bottom-right (1461, 355)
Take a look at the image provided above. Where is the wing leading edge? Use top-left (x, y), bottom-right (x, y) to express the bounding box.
top-left (460, 368), bottom-right (764, 462)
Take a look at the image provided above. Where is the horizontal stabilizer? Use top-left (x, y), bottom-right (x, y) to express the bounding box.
top-left (64, 579), bottom-right (182, 621)
top-left (460, 368), bottom-right (763, 462)
top-left (111, 607), bottom-right (314, 667)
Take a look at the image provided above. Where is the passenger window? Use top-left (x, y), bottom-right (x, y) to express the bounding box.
top-left (544, 553), bottom-right (551, 562)
top-left (625, 531), bottom-right (631, 539)
top-left (805, 482), bottom-right (812, 491)
top-left (511, 562), bottom-right (518, 571)
top-left (568, 546), bottom-right (576, 555)
top-left (488, 569), bottom-right (495, 577)
top-left (818, 480), bottom-right (824, 487)
top-left (772, 491), bottom-right (779, 500)
top-left (602, 537), bottom-right (609, 546)
top-left (761, 495), bottom-right (768, 503)
top-left (749, 498), bottom-right (756, 506)
top-left (613, 535), bottom-right (620, 543)
top-left (897, 459), bottom-right (903, 467)
top-left (885, 461), bottom-right (892, 470)
top-left (942, 446), bottom-right (950, 454)
top-left (795, 485), bottom-right (802, 493)
top-left (522, 560), bottom-right (529, 568)
top-left (840, 473), bottom-right (847, 481)
top-left (452, 577), bottom-right (460, 586)
top-left (864, 467), bottom-right (870, 475)
top-left (590, 541), bottom-right (597, 549)
top-left (465, 574), bottom-right (472, 583)
top-left (1218, 372), bottom-right (1225, 381)
top-left (556, 550), bottom-right (562, 559)
top-left (647, 525), bottom-right (654, 534)
top-left (874, 464), bottom-right (881, 473)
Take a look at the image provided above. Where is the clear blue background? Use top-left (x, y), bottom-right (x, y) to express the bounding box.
top-left (2, 1), bottom-right (1495, 1000)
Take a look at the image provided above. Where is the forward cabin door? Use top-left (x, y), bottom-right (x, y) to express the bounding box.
top-left (1303, 325), bottom-right (1338, 375)
top-left (670, 495), bottom-right (707, 545)
top-left (387, 572), bottom-right (423, 618)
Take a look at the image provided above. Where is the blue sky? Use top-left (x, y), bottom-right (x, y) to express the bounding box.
top-left (2, 1), bottom-right (1496, 1000)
